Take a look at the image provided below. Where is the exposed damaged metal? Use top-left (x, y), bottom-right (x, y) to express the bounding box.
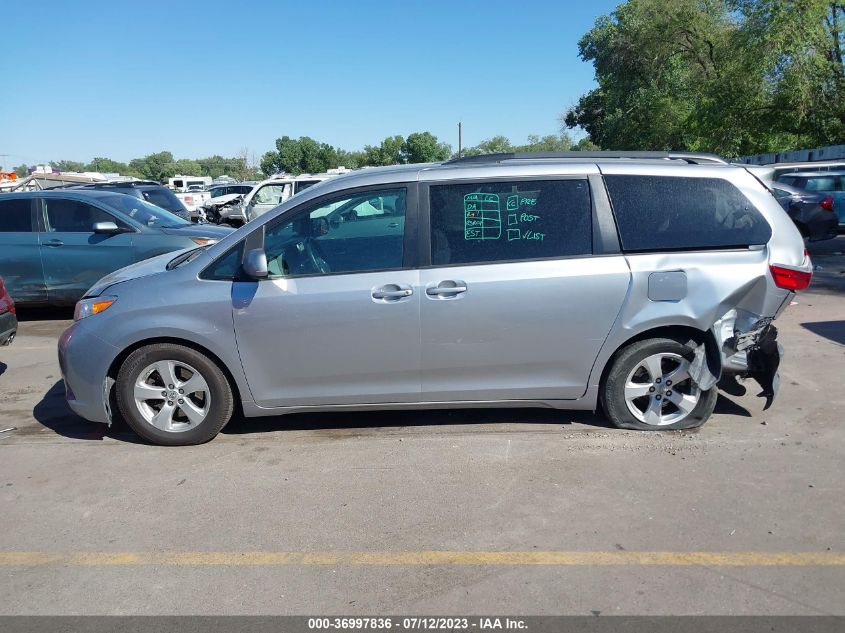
top-left (716, 311), bottom-right (782, 409)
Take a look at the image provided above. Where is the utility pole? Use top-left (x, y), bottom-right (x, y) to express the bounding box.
top-left (0, 154), bottom-right (8, 172)
top-left (458, 122), bottom-right (462, 158)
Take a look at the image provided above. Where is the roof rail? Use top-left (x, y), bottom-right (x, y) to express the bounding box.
top-left (444, 151), bottom-right (727, 166)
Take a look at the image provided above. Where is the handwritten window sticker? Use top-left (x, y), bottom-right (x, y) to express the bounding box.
top-left (464, 193), bottom-right (501, 240)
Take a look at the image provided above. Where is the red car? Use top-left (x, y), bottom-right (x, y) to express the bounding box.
top-left (0, 275), bottom-right (16, 346)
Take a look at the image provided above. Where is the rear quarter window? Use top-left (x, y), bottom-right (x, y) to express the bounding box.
top-left (140, 187), bottom-right (187, 213)
top-left (604, 175), bottom-right (771, 252)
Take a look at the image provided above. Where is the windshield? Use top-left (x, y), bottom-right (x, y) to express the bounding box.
top-left (102, 194), bottom-right (191, 227)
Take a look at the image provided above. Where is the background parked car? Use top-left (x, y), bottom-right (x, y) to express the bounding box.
top-left (0, 190), bottom-right (232, 305)
top-left (242, 174), bottom-right (336, 222)
top-left (70, 181), bottom-right (192, 221)
top-left (0, 276), bottom-right (16, 346)
top-left (202, 183), bottom-right (257, 225)
top-left (208, 183), bottom-right (256, 199)
top-left (775, 171), bottom-right (845, 230)
top-left (768, 182), bottom-right (838, 241)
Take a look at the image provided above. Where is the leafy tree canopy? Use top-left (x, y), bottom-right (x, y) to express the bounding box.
top-left (564, 0), bottom-right (845, 157)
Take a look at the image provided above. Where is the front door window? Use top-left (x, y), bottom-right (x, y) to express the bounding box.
top-left (263, 189), bottom-right (406, 277)
top-left (43, 198), bottom-right (124, 232)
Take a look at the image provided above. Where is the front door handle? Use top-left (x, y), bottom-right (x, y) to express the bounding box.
top-left (372, 284), bottom-right (413, 301)
top-left (44, 239), bottom-right (64, 247)
top-left (426, 281), bottom-right (468, 297)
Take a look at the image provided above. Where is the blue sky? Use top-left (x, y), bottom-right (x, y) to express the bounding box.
top-left (0, 0), bottom-right (619, 167)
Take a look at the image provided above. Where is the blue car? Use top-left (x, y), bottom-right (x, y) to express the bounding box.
top-left (776, 171), bottom-right (845, 230)
top-left (0, 190), bottom-right (233, 305)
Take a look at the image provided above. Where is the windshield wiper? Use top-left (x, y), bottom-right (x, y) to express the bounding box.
top-left (166, 247), bottom-right (204, 270)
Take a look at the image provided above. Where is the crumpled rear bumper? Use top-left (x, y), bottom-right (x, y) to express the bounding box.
top-left (717, 312), bottom-right (783, 409)
top-left (744, 323), bottom-right (782, 408)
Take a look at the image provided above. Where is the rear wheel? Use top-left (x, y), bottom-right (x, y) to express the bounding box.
top-left (602, 336), bottom-right (717, 431)
top-left (116, 343), bottom-right (234, 445)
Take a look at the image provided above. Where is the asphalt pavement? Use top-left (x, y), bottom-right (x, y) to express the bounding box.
top-left (0, 238), bottom-right (843, 615)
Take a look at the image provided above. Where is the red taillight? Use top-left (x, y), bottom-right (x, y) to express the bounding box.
top-left (770, 264), bottom-right (812, 291)
top-left (184, 195), bottom-right (193, 204)
top-left (820, 196), bottom-right (835, 212)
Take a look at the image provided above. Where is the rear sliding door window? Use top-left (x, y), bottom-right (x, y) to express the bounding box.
top-left (604, 176), bottom-right (771, 252)
top-left (428, 179), bottom-right (592, 266)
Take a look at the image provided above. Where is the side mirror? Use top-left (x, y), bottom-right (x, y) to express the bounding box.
top-left (93, 221), bottom-right (121, 234)
top-left (242, 248), bottom-right (268, 279)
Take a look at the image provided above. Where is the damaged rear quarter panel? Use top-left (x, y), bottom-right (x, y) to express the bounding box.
top-left (587, 248), bottom-right (791, 391)
top-left (585, 165), bottom-right (801, 394)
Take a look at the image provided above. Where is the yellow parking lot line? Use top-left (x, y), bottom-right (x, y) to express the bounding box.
top-left (0, 551), bottom-right (843, 566)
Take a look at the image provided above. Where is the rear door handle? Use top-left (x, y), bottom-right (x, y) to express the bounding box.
top-left (372, 284), bottom-right (413, 301)
top-left (426, 281), bottom-right (468, 297)
top-left (44, 239), bottom-right (64, 247)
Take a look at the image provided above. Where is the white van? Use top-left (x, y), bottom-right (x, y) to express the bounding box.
top-left (168, 176), bottom-right (212, 191)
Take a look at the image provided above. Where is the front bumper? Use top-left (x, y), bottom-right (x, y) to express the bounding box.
top-left (219, 205), bottom-right (246, 223)
top-left (58, 321), bottom-right (119, 424)
top-left (0, 310), bottom-right (16, 345)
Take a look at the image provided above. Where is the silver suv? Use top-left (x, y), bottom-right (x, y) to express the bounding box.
top-left (58, 152), bottom-right (812, 445)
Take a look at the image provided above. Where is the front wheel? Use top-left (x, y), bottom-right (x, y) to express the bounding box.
top-left (601, 336), bottom-right (718, 431)
top-left (116, 343), bottom-right (234, 445)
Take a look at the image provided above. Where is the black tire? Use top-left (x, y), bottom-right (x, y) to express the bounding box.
top-left (601, 336), bottom-right (718, 431)
top-left (116, 343), bottom-right (234, 446)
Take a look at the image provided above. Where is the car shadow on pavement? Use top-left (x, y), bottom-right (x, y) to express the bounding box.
top-left (714, 393), bottom-right (752, 417)
top-left (30, 381), bottom-right (755, 443)
top-left (222, 407), bottom-right (616, 438)
top-left (801, 320), bottom-right (845, 345)
top-left (0, 361), bottom-right (6, 377)
top-left (15, 306), bottom-right (75, 322)
top-left (32, 380), bottom-right (142, 443)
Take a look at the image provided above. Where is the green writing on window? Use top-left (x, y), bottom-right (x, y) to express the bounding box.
top-left (464, 193), bottom-right (501, 240)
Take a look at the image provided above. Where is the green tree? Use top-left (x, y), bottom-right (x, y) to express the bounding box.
top-left (14, 164), bottom-right (29, 177)
top-left (462, 135), bottom-right (514, 156)
top-left (297, 136), bottom-right (323, 174)
top-left (50, 160), bottom-right (86, 172)
top-left (259, 136), bottom-right (345, 175)
top-left (172, 158), bottom-right (202, 176)
top-left (573, 136), bottom-right (601, 151)
top-left (129, 151), bottom-right (175, 183)
top-left (337, 149), bottom-right (367, 169)
top-left (514, 133), bottom-right (573, 152)
top-left (86, 157), bottom-right (132, 175)
top-left (564, 0), bottom-right (845, 156)
top-left (363, 135), bottom-right (406, 166)
top-left (260, 150), bottom-right (279, 177)
top-left (403, 132), bottom-right (452, 163)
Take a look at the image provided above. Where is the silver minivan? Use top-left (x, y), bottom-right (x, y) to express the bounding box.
top-left (58, 152), bottom-right (812, 445)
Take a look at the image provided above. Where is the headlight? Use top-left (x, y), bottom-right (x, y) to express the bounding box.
top-left (74, 296), bottom-right (117, 321)
top-left (191, 237), bottom-right (218, 246)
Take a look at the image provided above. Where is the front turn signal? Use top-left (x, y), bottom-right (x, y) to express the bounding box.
top-left (74, 296), bottom-right (117, 321)
top-left (190, 237), bottom-right (218, 246)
